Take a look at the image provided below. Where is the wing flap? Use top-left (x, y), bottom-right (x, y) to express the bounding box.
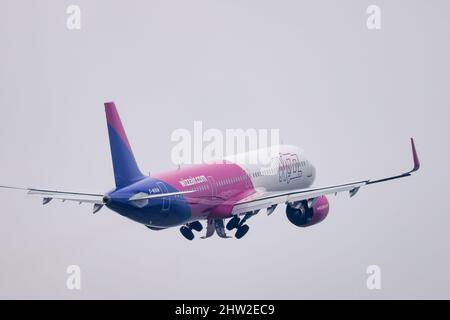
top-left (27, 190), bottom-right (104, 204)
top-left (232, 181), bottom-right (366, 215)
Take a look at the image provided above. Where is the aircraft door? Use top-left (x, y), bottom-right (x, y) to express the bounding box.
top-left (208, 176), bottom-right (218, 201)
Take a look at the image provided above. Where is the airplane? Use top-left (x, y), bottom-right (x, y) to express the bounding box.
top-left (0, 102), bottom-right (420, 240)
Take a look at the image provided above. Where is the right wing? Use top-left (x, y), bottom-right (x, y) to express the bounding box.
top-left (232, 138), bottom-right (420, 216)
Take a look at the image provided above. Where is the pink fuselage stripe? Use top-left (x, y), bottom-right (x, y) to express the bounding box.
top-left (154, 162), bottom-right (255, 220)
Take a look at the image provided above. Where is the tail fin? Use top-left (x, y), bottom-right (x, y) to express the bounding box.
top-left (104, 102), bottom-right (144, 187)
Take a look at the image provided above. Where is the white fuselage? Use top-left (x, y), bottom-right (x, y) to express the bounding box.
top-left (226, 145), bottom-right (316, 193)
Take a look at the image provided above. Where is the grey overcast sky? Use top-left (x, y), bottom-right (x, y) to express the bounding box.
top-left (0, 0), bottom-right (449, 299)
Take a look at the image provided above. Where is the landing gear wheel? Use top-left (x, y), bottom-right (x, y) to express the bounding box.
top-left (188, 221), bottom-right (203, 232)
top-left (235, 225), bottom-right (249, 239)
top-left (180, 226), bottom-right (194, 240)
top-left (226, 216), bottom-right (240, 230)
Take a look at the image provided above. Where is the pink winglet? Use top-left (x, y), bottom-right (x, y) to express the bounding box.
top-left (410, 138), bottom-right (420, 172)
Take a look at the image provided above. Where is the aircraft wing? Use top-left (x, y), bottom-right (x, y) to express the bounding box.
top-left (0, 185), bottom-right (104, 205)
top-left (232, 138), bottom-right (420, 216)
top-left (0, 185), bottom-right (196, 213)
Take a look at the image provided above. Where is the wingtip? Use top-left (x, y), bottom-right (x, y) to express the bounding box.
top-left (410, 137), bottom-right (420, 172)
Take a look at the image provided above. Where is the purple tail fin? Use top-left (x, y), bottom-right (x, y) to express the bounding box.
top-left (104, 102), bottom-right (144, 187)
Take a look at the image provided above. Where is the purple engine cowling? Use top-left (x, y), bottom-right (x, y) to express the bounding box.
top-left (285, 195), bottom-right (330, 227)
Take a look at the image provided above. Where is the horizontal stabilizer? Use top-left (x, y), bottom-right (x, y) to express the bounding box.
top-left (128, 190), bottom-right (195, 202)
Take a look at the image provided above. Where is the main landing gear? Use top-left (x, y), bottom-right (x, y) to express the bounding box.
top-left (179, 212), bottom-right (258, 240)
top-left (235, 224), bottom-right (249, 239)
top-left (179, 221), bottom-right (203, 241)
top-left (226, 211), bottom-right (258, 239)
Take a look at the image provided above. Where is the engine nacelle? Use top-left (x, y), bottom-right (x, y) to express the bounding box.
top-left (286, 196), bottom-right (329, 227)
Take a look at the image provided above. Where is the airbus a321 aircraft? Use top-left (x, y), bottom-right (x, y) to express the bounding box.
top-left (0, 102), bottom-right (420, 240)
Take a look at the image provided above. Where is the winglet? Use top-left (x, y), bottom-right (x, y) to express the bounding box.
top-left (410, 138), bottom-right (420, 173)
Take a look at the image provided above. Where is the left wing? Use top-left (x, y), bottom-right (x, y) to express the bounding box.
top-left (0, 185), bottom-right (198, 213)
top-left (0, 185), bottom-right (105, 207)
top-left (232, 138), bottom-right (420, 216)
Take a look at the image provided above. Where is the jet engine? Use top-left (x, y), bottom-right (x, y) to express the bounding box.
top-left (285, 196), bottom-right (329, 227)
